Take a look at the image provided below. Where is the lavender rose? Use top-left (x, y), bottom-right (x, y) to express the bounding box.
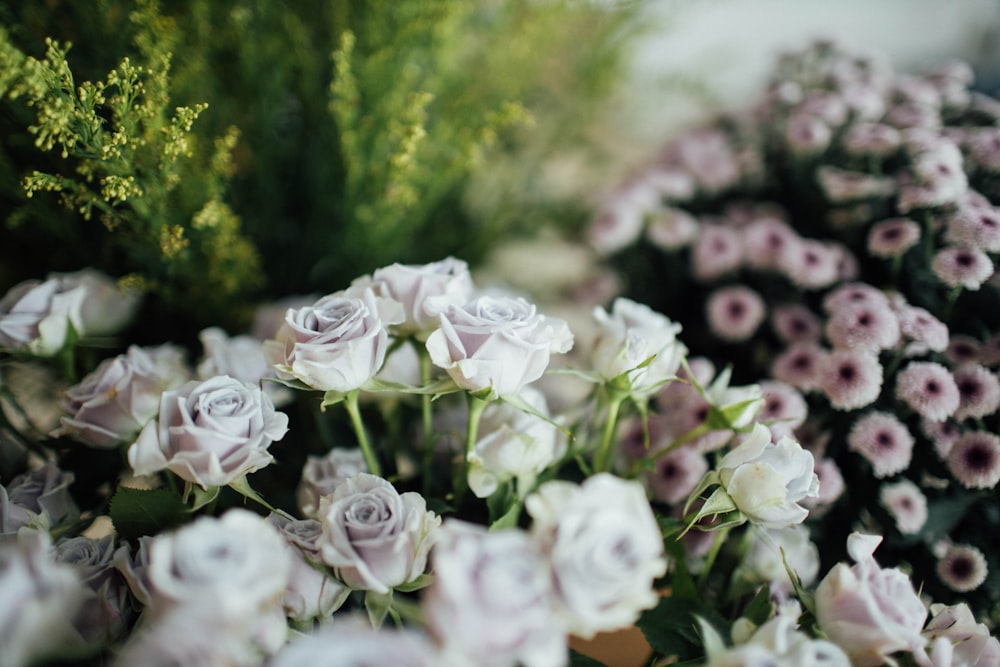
top-left (0, 277), bottom-right (86, 356)
top-left (315, 473), bottom-right (440, 594)
top-left (266, 513), bottom-right (348, 622)
top-left (265, 287), bottom-right (404, 392)
top-left (197, 327), bottom-right (292, 407)
top-left (49, 268), bottom-right (141, 337)
top-left (127, 375), bottom-right (288, 489)
top-left (296, 447), bottom-right (368, 518)
top-left (426, 295), bottom-right (574, 399)
top-left (270, 618), bottom-right (437, 667)
top-left (0, 462), bottom-right (77, 536)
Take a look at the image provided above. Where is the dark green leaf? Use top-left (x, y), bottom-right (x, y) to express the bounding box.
top-left (742, 584), bottom-right (774, 627)
top-left (636, 595), bottom-right (704, 660)
top-left (569, 649), bottom-right (608, 667)
top-left (109, 485), bottom-right (188, 541)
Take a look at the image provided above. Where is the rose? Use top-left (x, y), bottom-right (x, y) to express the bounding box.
top-left (265, 287), bottom-right (404, 392)
top-left (720, 602), bottom-right (851, 667)
top-left (590, 297), bottom-right (686, 398)
top-left (426, 295), bottom-right (574, 399)
top-left (269, 617), bottom-right (436, 667)
top-left (315, 473), bottom-right (440, 594)
top-left (423, 521), bottom-right (566, 667)
top-left (467, 385), bottom-right (566, 499)
top-left (0, 462), bottom-right (77, 536)
top-left (54, 535), bottom-right (132, 643)
top-left (738, 525), bottom-right (820, 594)
top-left (0, 277), bottom-right (87, 355)
top-left (266, 514), bottom-right (348, 622)
top-left (197, 327), bottom-right (292, 407)
top-left (923, 603), bottom-right (1000, 667)
top-left (355, 257), bottom-right (475, 337)
top-left (526, 473), bottom-right (667, 638)
top-left (296, 448), bottom-right (368, 518)
top-left (55, 345), bottom-right (184, 449)
top-left (815, 533), bottom-right (928, 667)
top-left (716, 423), bottom-right (819, 529)
top-left (0, 531), bottom-right (86, 667)
top-left (112, 536), bottom-right (154, 607)
top-left (49, 268), bottom-right (141, 337)
top-left (146, 509), bottom-right (291, 624)
top-left (128, 375), bottom-right (288, 489)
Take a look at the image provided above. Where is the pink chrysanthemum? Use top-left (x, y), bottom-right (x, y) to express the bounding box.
top-left (848, 411), bottom-right (915, 478)
top-left (879, 478), bottom-right (928, 535)
top-left (921, 418), bottom-right (963, 459)
top-left (821, 282), bottom-right (891, 313)
top-left (758, 381), bottom-right (808, 440)
top-left (894, 305), bottom-right (949, 353)
top-left (706, 286), bottom-right (766, 342)
top-left (947, 431), bottom-right (1000, 489)
top-left (655, 356), bottom-right (715, 409)
top-left (842, 122), bottom-right (901, 157)
top-left (661, 393), bottom-right (732, 454)
top-left (801, 457), bottom-right (845, 516)
top-left (646, 206), bottom-right (699, 251)
top-left (794, 419), bottom-right (832, 458)
top-left (818, 349), bottom-right (884, 410)
top-left (980, 334), bottom-right (1000, 366)
top-left (646, 445), bottom-right (709, 505)
top-left (966, 126), bottom-right (1000, 171)
top-left (931, 246), bottom-right (994, 290)
top-left (742, 218), bottom-right (798, 271)
top-left (817, 166), bottom-right (895, 204)
top-left (952, 364), bottom-right (1000, 420)
top-left (780, 238), bottom-right (840, 289)
top-left (936, 544), bottom-right (989, 593)
top-left (824, 301), bottom-right (901, 352)
top-left (944, 206), bottom-right (1000, 252)
top-left (587, 184), bottom-right (655, 255)
top-left (691, 224), bottom-right (743, 282)
top-left (867, 217), bottom-right (921, 258)
top-left (771, 342), bottom-right (828, 392)
top-left (771, 303), bottom-right (822, 343)
top-left (896, 361), bottom-right (960, 422)
top-left (945, 334), bottom-right (983, 365)
top-left (785, 111), bottom-right (832, 155)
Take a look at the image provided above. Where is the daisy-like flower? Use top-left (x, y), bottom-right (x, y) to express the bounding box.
top-left (758, 380), bottom-right (808, 440)
top-left (921, 418), bottom-right (963, 459)
top-left (771, 342), bottom-right (828, 392)
top-left (645, 207), bottom-right (699, 251)
top-left (587, 183), bottom-right (656, 255)
top-left (646, 445), bottom-right (709, 506)
top-left (944, 205), bottom-right (1000, 252)
top-left (706, 286), bottom-right (766, 342)
top-left (952, 364), bottom-right (1000, 420)
top-left (867, 218), bottom-right (921, 258)
top-left (801, 458), bottom-right (845, 515)
top-left (842, 122), bottom-right (901, 157)
top-left (817, 166), bottom-right (895, 204)
top-left (818, 349), bottom-right (884, 411)
top-left (966, 126), bottom-right (1000, 171)
top-left (895, 361), bottom-right (960, 422)
top-left (879, 479), bottom-right (928, 535)
top-left (780, 238), bottom-right (840, 290)
top-left (931, 246), bottom-right (994, 290)
top-left (894, 304), bottom-right (949, 353)
top-left (936, 544), bottom-right (989, 593)
top-left (981, 333), bottom-right (1000, 366)
top-left (785, 111), bottom-right (832, 155)
top-left (661, 393), bottom-right (732, 454)
top-left (824, 302), bottom-right (900, 352)
top-left (742, 218), bottom-right (798, 271)
top-left (945, 334), bottom-right (982, 365)
top-left (822, 282), bottom-right (891, 313)
top-left (692, 224), bottom-right (743, 282)
top-left (947, 431), bottom-right (1000, 489)
top-left (848, 411), bottom-right (915, 478)
top-left (770, 303), bottom-right (822, 343)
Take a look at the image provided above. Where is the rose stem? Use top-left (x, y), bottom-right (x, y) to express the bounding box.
top-left (344, 390), bottom-right (382, 477)
top-left (697, 525), bottom-right (732, 591)
top-left (593, 390), bottom-right (625, 473)
top-left (419, 345), bottom-right (434, 495)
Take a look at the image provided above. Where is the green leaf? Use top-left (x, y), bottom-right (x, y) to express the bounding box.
top-left (742, 583), bottom-right (774, 627)
top-left (363, 376), bottom-right (461, 397)
top-left (110, 486), bottom-right (188, 540)
top-left (321, 390), bottom-right (348, 410)
top-left (394, 573), bottom-right (433, 593)
top-left (489, 500), bottom-right (523, 531)
top-left (501, 391), bottom-right (574, 439)
top-left (569, 649), bottom-right (608, 667)
top-left (636, 595), bottom-right (705, 661)
top-left (365, 590), bottom-right (393, 629)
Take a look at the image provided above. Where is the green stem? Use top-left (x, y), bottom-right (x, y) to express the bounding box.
top-left (698, 525), bottom-right (732, 591)
top-left (593, 391), bottom-right (625, 473)
top-left (344, 390), bottom-right (381, 477)
top-left (465, 394), bottom-right (489, 457)
top-left (419, 346), bottom-right (434, 495)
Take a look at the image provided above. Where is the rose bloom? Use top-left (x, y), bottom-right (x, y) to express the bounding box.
top-left (936, 544), bottom-right (989, 593)
top-left (270, 618), bottom-right (436, 667)
top-left (590, 297), bottom-right (685, 398)
top-left (815, 533), bottom-right (928, 667)
top-left (947, 430), bottom-right (1000, 489)
top-left (847, 411), bottom-right (915, 478)
top-left (354, 257), bottom-right (475, 338)
top-left (771, 342), bottom-right (828, 392)
top-left (739, 524), bottom-right (820, 595)
top-left (527, 474), bottom-right (666, 638)
top-left (197, 327), bottom-right (292, 407)
top-left (923, 603), bottom-right (1000, 667)
top-left (426, 295), bottom-right (573, 399)
top-left (0, 462), bottom-right (77, 535)
top-left (691, 223), bottom-right (743, 282)
top-left (817, 349), bottom-right (884, 411)
top-left (424, 521), bottom-right (565, 667)
top-left (315, 473), bottom-right (440, 594)
top-left (706, 286), bottom-right (766, 343)
top-left (867, 217), bottom-right (921, 258)
top-left (715, 423), bottom-right (819, 529)
top-left (266, 514), bottom-right (348, 622)
top-left (931, 246), bottom-right (994, 290)
top-left (825, 301), bottom-right (900, 352)
top-left (586, 182), bottom-right (656, 255)
top-left (895, 361), bottom-right (960, 422)
top-left (49, 268), bottom-right (142, 337)
top-left (265, 286), bottom-right (404, 392)
top-left (952, 363), bottom-right (1000, 420)
top-left (296, 448), bottom-right (368, 518)
top-left (770, 303), bottom-right (822, 343)
top-left (722, 602), bottom-right (851, 667)
top-left (878, 479), bottom-right (928, 535)
top-left (0, 277), bottom-right (86, 356)
top-left (128, 375), bottom-right (289, 490)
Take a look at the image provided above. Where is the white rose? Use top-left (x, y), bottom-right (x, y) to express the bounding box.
top-left (296, 448), bottom-right (368, 518)
top-left (721, 602), bottom-right (850, 667)
top-left (0, 530), bottom-right (86, 667)
top-left (128, 375), bottom-right (288, 489)
top-left (316, 473), bottom-right (440, 594)
top-left (49, 268), bottom-right (141, 337)
top-left (423, 521), bottom-right (566, 667)
top-left (265, 287), bottom-right (404, 392)
top-left (923, 603), bottom-right (1000, 667)
top-left (526, 473), bottom-right (667, 638)
top-left (426, 295), bottom-right (574, 399)
top-left (717, 423), bottom-right (819, 529)
top-left (146, 509), bottom-right (292, 625)
top-left (55, 345), bottom-right (183, 449)
top-left (0, 278), bottom-right (86, 356)
top-left (815, 533), bottom-right (928, 667)
top-left (270, 617), bottom-right (437, 667)
top-left (738, 525), bottom-right (820, 594)
top-left (356, 257), bottom-right (475, 338)
top-left (590, 297), bottom-right (686, 398)
top-left (197, 327), bottom-right (292, 407)
top-left (467, 386), bottom-right (566, 499)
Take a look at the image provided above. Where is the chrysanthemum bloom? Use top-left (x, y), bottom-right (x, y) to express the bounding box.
top-left (821, 282), bottom-right (891, 313)
top-left (818, 349), bottom-right (883, 411)
top-left (780, 238), bottom-right (840, 289)
top-left (664, 127), bottom-right (742, 193)
top-left (817, 166), bottom-right (895, 204)
top-left (825, 302), bottom-right (900, 352)
top-left (952, 364), bottom-right (1000, 420)
top-left (878, 479), bottom-right (927, 535)
top-left (785, 111), bottom-right (832, 155)
top-left (646, 445), bottom-right (709, 505)
top-left (944, 205), bottom-right (1000, 252)
top-left (886, 102), bottom-right (942, 130)
top-left (921, 418), bottom-right (963, 459)
top-left (848, 411), bottom-right (915, 478)
top-left (966, 126), bottom-right (1000, 171)
top-left (691, 224), bottom-right (743, 282)
top-left (801, 458), bottom-right (845, 515)
top-left (706, 286), bottom-right (766, 342)
top-left (794, 419), bottom-right (831, 458)
top-left (980, 334), bottom-right (1000, 366)
top-left (894, 304), bottom-right (949, 354)
top-left (770, 303), bottom-right (822, 343)
top-left (661, 394), bottom-right (732, 454)
top-left (947, 431), bottom-right (1000, 489)
top-left (936, 544), bottom-right (988, 593)
top-left (586, 183), bottom-right (656, 255)
top-left (895, 361), bottom-right (960, 422)
top-left (645, 207), bottom-right (699, 251)
top-left (741, 218), bottom-right (798, 271)
top-left (867, 218), bottom-right (921, 258)
top-left (758, 381), bottom-right (808, 440)
top-left (931, 246), bottom-right (994, 290)
top-left (944, 334), bottom-right (982, 365)
top-left (842, 122), bottom-right (901, 157)
top-left (771, 342), bottom-right (828, 392)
